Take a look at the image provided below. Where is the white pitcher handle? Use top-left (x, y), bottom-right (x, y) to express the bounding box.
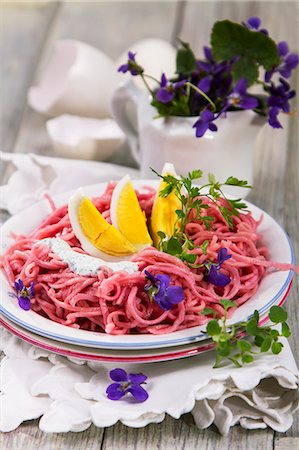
top-left (111, 81), bottom-right (142, 165)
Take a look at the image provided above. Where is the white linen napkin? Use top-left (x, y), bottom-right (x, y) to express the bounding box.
top-left (0, 327), bottom-right (298, 434)
top-left (0, 151), bottom-right (139, 215)
top-left (0, 152), bottom-right (298, 435)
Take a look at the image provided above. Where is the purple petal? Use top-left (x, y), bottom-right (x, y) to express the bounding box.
top-left (14, 279), bottom-right (23, 291)
top-left (207, 266), bottom-right (231, 287)
top-left (193, 120), bottom-right (209, 138)
top-left (238, 95), bottom-right (258, 110)
top-left (128, 51), bottom-right (136, 62)
top-left (144, 270), bottom-right (156, 284)
top-left (160, 73), bottom-right (167, 88)
top-left (264, 70), bottom-right (273, 83)
top-left (217, 248), bottom-right (232, 265)
top-left (155, 274), bottom-right (170, 290)
top-left (234, 78), bottom-right (248, 95)
top-left (18, 296), bottom-right (31, 311)
top-left (174, 79), bottom-right (187, 89)
top-left (198, 76), bottom-right (212, 93)
top-left (201, 109), bottom-right (215, 122)
top-left (247, 17), bottom-right (261, 30)
top-left (279, 67), bottom-right (291, 78)
top-left (109, 368), bottom-right (128, 382)
top-left (106, 383), bottom-right (126, 400)
top-left (278, 41), bottom-right (288, 57)
top-left (127, 385), bottom-right (149, 402)
top-left (155, 297), bottom-right (173, 310)
top-left (197, 61), bottom-right (212, 73)
top-left (165, 285), bottom-right (184, 304)
top-left (203, 46), bottom-right (213, 61)
top-left (208, 122), bottom-right (218, 132)
top-left (118, 63), bottom-right (129, 73)
top-left (156, 88), bottom-right (174, 103)
top-left (268, 107), bottom-right (283, 128)
top-left (128, 373), bottom-right (147, 384)
top-left (259, 28), bottom-right (269, 36)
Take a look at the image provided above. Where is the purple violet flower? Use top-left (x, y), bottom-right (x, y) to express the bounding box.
top-left (205, 248), bottom-right (232, 287)
top-left (265, 41), bottom-right (299, 82)
top-left (156, 74), bottom-right (186, 104)
top-left (106, 368), bottom-right (148, 402)
top-left (268, 106), bottom-right (282, 129)
top-left (243, 17), bottom-right (268, 35)
top-left (12, 279), bottom-right (35, 311)
top-left (144, 270), bottom-right (184, 310)
top-left (118, 51), bottom-right (143, 76)
top-left (267, 77), bottom-right (296, 128)
top-left (192, 109), bottom-right (218, 138)
top-left (226, 78), bottom-right (258, 110)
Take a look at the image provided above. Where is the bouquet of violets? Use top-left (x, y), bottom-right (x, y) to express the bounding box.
top-left (118, 17), bottom-right (299, 138)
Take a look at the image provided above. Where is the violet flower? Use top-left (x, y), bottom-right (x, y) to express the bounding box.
top-left (226, 78), bottom-right (258, 110)
top-left (144, 270), bottom-right (184, 310)
top-left (197, 47), bottom-right (233, 97)
top-left (106, 368), bottom-right (148, 402)
top-left (193, 109), bottom-right (218, 138)
top-left (265, 41), bottom-right (299, 82)
top-left (156, 73), bottom-right (186, 103)
top-left (205, 248), bottom-right (232, 287)
top-left (11, 279), bottom-right (35, 311)
top-left (267, 78), bottom-right (296, 128)
top-left (243, 17), bottom-right (268, 35)
top-left (118, 51), bottom-right (143, 76)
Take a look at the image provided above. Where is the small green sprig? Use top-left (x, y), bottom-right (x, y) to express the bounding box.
top-left (151, 168), bottom-right (251, 264)
top-left (202, 302), bottom-right (291, 368)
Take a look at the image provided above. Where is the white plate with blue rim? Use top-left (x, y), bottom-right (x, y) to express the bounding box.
top-left (0, 181), bottom-right (296, 350)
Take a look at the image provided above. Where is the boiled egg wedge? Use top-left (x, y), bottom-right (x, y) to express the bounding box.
top-left (110, 174), bottom-right (153, 251)
top-left (68, 189), bottom-right (136, 261)
top-left (150, 162), bottom-right (181, 247)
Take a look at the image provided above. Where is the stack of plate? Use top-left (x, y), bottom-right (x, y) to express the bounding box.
top-left (0, 183), bottom-right (295, 363)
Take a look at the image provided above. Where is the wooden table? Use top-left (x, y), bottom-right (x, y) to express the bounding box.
top-left (0, 2), bottom-right (298, 449)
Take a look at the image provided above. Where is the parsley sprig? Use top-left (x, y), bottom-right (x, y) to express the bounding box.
top-left (202, 301), bottom-right (291, 368)
top-left (152, 168), bottom-right (251, 265)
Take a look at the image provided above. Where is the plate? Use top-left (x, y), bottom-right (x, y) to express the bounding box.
top-left (0, 284), bottom-right (291, 363)
top-left (0, 181), bottom-right (295, 350)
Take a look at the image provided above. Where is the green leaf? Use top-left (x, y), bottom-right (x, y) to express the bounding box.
top-left (219, 299), bottom-right (237, 310)
top-left (260, 336), bottom-right (272, 352)
top-left (281, 322), bottom-right (291, 338)
top-left (157, 231), bottom-right (166, 240)
top-left (217, 341), bottom-right (232, 357)
top-left (201, 240), bottom-right (209, 255)
top-left (176, 40), bottom-right (197, 74)
top-left (208, 173), bottom-right (216, 184)
top-left (246, 317), bottom-right (259, 336)
top-left (206, 320), bottom-right (221, 336)
top-left (182, 252), bottom-right (197, 264)
top-left (269, 306), bottom-right (288, 324)
top-left (271, 341), bottom-right (283, 355)
top-left (253, 310), bottom-right (259, 322)
top-left (166, 237), bottom-right (183, 255)
top-left (232, 57), bottom-right (259, 85)
top-left (211, 20), bottom-right (280, 71)
top-left (237, 339), bottom-right (252, 353)
top-left (254, 335), bottom-right (264, 347)
top-left (188, 169), bottom-right (203, 180)
top-left (242, 354), bottom-right (254, 364)
top-left (175, 209), bottom-right (185, 219)
top-left (201, 307), bottom-right (217, 316)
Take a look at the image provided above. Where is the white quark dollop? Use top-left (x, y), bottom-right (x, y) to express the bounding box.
top-left (39, 238), bottom-right (139, 275)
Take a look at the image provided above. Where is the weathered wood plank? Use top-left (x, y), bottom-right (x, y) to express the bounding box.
top-left (0, 2), bottom-right (59, 154)
top-left (274, 437), bottom-right (299, 450)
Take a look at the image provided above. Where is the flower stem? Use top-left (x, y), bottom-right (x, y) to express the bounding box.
top-left (140, 74), bottom-right (155, 96)
top-left (186, 82), bottom-right (216, 111)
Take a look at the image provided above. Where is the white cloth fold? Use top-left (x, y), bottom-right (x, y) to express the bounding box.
top-left (0, 328), bottom-right (298, 434)
top-left (0, 151), bottom-right (139, 215)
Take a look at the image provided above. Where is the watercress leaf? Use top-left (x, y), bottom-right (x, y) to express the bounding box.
top-left (157, 231), bottom-right (166, 240)
top-left (182, 253), bottom-right (197, 264)
top-left (281, 322), bottom-right (291, 338)
top-left (175, 209), bottom-right (185, 219)
top-left (188, 169), bottom-right (203, 180)
top-left (242, 354), bottom-right (254, 364)
top-left (167, 237), bottom-right (183, 255)
top-left (201, 307), bottom-right (217, 316)
top-left (176, 40), bottom-right (197, 74)
top-left (206, 319), bottom-right (221, 336)
top-left (254, 335), bottom-right (264, 347)
top-left (219, 299), bottom-right (237, 310)
top-left (253, 310), bottom-right (259, 322)
top-left (217, 341), bottom-right (232, 357)
top-left (237, 339), bottom-right (252, 353)
top-left (246, 317), bottom-right (260, 336)
top-left (270, 329), bottom-right (280, 340)
top-left (269, 306), bottom-right (288, 324)
top-left (271, 341), bottom-right (283, 355)
top-left (260, 336), bottom-right (272, 352)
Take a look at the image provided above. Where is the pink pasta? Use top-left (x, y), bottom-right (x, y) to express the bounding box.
top-left (1, 182), bottom-right (298, 335)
